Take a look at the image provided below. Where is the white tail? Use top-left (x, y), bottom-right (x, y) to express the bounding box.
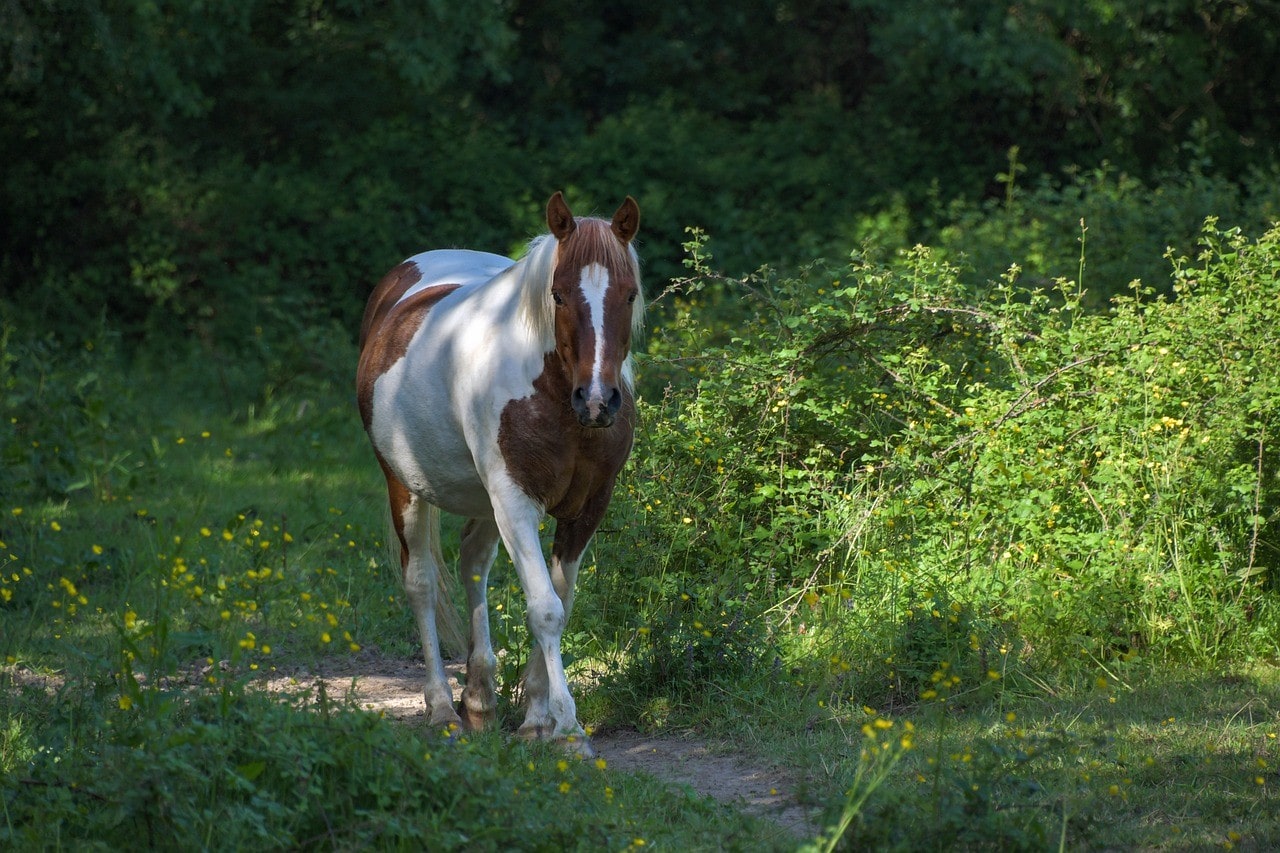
top-left (424, 504), bottom-right (468, 657)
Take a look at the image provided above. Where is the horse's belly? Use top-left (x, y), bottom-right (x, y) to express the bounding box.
top-left (376, 428), bottom-right (495, 518)
top-left (400, 464), bottom-right (493, 519)
top-left (368, 379), bottom-right (496, 519)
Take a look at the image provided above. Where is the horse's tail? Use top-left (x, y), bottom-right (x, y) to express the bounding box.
top-left (382, 501), bottom-right (468, 658)
top-left (425, 504), bottom-right (468, 658)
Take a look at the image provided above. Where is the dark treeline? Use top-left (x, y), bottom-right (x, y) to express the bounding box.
top-left (3, 0), bottom-right (1279, 346)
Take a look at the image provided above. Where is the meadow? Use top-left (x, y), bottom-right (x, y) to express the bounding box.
top-left (3, 218), bottom-right (1279, 850)
top-left (6, 4), bottom-right (1280, 848)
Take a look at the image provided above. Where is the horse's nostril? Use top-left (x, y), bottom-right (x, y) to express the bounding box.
top-left (571, 386), bottom-right (621, 426)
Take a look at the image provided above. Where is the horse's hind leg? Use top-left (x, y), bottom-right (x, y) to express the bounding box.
top-left (384, 469), bottom-right (463, 730)
top-left (457, 517), bottom-right (500, 731)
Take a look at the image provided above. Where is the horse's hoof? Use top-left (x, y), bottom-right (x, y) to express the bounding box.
top-left (458, 703), bottom-right (496, 733)
top-left (515, 721), bottom-right (595, 757)
top-left (427, 709), bottom-right (466, 742)
top-left (558, 732), bottom-right (596, 759)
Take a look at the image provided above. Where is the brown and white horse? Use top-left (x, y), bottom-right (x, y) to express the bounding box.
top-left (356, 193), bottom-right (641, 755)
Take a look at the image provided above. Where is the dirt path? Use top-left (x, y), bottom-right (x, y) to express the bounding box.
top-left (261, 654), bottom-right (822, 839)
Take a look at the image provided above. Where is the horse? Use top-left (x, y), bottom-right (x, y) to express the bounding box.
top-left (356, 192), bottom-right (642, 756)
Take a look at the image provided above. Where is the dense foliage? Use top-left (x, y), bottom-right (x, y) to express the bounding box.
top-left (4, 1), bottom-right (1280, 342)
top-left (610, 222), bottom-right (1279, 706)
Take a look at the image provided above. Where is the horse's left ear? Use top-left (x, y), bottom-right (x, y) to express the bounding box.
top-left (547, 191), bottom-right (576, 241)
top-left (611, 196), bottom-right (640, 244)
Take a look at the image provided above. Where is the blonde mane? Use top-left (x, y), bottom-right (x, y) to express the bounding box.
top-left (514, 220), bottom-right (644, 348)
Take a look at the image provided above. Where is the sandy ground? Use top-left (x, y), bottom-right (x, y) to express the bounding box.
top-left (259, 653), bottom-right (824, 839)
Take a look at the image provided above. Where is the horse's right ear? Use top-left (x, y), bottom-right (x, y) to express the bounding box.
top-left (547, 192), bottom-right (576, 240)
top-left (611, 196), bottom-right (640, 244)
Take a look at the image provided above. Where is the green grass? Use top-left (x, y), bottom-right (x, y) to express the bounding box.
top-left (3, 305), bottom-right (1279, 849)
top-left (700, 667), bottom-right (1280, 850)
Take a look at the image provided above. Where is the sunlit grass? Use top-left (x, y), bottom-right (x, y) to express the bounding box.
top-left (0, 357), bottom-right (417, 694)
top-left (2, 340), bottom-right (796, 848)
top-left (5, 295), bottom-right (1280, 849)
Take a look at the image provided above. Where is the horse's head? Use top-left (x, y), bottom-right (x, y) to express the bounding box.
top-left (545, 192), bottom-right (642, 428)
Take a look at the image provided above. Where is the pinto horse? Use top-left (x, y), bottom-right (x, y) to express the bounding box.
top-left (356, 193), bottom-right (641, 754)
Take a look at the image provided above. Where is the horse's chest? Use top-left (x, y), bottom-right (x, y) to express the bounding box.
top-left (498, 370), bottom-right (633, 519)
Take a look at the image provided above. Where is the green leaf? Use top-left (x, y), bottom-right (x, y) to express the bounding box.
top-left (236, 760), bottom-right (267, 782)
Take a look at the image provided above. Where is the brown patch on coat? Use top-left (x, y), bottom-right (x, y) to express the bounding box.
top-left (376, 453), bottom-right (415, 571)
top-left (355, 269), bottom-right (461, 431)
top-left (356, 263), bottom-right (465, 578)
top-left (359, 261), bottom-right (421, 350)
top-left (498, 351), bottom-right (635, 562)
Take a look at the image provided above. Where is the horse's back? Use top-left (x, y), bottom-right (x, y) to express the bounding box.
top-left (359, 250), bottom-right (512, 350)
top-left (401, 250), bottom-right (513, 299)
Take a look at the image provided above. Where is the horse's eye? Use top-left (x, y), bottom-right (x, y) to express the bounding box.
top-left (627, 291), bottom-right (638, 304)
top-left (552, 290), bottom-right (565, 306)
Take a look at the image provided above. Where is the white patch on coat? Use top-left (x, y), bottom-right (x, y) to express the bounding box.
top-left (578, 262), bottom-right (611, 415)
top-left (368, 250), bottom-right (546, 519)
top-left (395, 250), bottom-right (513, 306)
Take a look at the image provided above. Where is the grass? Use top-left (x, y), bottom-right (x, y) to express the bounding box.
top-left (3, 331), bottom-right (1279, 849)
top-left (0, 337), bottom-right (794, 850)
top-left (1, 675), bottom-right (789, 850)
top-left (804, 669), bottom-right (1279, 849)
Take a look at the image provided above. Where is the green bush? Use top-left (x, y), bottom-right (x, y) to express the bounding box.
top-left (614, 220), bottom-right (1280, 707)
top-left (931, 154), bottom-right (1280, 304)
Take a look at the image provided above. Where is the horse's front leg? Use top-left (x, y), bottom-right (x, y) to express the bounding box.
top-left (491, 494), bottom-right (592, 753)
top-left (521, 508), bottom-right (606, 756)
top-left (520, 533), bottom-right (583, 733)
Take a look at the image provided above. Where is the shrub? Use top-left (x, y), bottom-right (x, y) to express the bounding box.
top-left (613, 220), bottom-right (1280, 707)
top-left (931, 154), bottom-right (1280, 305)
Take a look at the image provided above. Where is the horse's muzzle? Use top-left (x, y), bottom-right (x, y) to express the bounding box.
top-left (573, 386), bottom-right (622, 428)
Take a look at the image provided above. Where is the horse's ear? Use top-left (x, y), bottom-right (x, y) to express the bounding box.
top-left (547, 192), bottom-right (576, 240)
top-left (611, 196), bottom-right (640, 244)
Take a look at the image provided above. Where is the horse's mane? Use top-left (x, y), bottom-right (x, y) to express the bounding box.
top-left (515, 220), bottom-right (644, 347)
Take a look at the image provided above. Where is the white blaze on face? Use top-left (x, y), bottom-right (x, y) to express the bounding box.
top-left (578, 262), bottom-right (611, 416)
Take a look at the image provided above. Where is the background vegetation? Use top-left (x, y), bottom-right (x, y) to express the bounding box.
top-left (3, 1), bottom-right (1279, 849)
